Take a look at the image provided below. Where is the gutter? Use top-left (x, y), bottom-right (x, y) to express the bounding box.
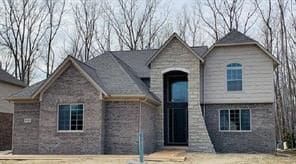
top-left (103, 95), bottom-right (161, 106)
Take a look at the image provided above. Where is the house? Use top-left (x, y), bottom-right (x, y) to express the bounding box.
top-left (0, 68), bottom-right (26, 150)
top-left (7, 30), bottom-right (279, 154)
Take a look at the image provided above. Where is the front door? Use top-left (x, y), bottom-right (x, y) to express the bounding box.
top-left (164, 71), bottom-right (188, 146)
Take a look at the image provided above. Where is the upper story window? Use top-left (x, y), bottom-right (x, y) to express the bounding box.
top-left (58, 104), bottom-right (83, 132)
top-left (227, 63), bottom-right (242, 91)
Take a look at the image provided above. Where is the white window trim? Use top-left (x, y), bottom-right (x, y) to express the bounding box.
top-left (57, 103), bottom-right (85, 133)
top-left (218, 108), bottom-right (252, 132)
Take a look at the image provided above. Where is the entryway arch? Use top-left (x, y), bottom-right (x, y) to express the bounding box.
top-left (163, 70), bottom-right (188, 146)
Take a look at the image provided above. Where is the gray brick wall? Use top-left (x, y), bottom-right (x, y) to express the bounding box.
top-left (204, 103), bottom-right (276, 153)
top-left (13, 103), bottom-right (40, 154)
top-left (38, 65), bottom-right (104, 154)
top-left (0, 112), bottom-right (12, 150)
top-left (141, 102), bottom-right (157, 153)
top-left (104, 101), bottom-right (156, 154)
top-left (150, 38), bottom-right (214, 152)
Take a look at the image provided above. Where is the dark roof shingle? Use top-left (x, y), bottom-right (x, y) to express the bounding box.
top-left (216, 30), bottom-right (256, 44)
top-left (0, 68), bottom-right (26, 87)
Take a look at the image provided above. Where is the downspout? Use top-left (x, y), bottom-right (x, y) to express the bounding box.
top-left (139, 100), bottom-right (142, 133)
top-left (139, 99), bottom-right (144, 163)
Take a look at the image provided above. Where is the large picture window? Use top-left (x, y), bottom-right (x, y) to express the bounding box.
top-left (58, 104), bottom-right (83, 131)
top-left (227, 63), bottom-right (242, 91)
top-left (219, 109), bottom-right (250, 132)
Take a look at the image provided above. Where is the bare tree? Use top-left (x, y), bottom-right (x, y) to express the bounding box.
top-left (103, 0), bottom-right (168, 50)
top-left (177, 6), bottom-right (190, 42)
top-left (71, 0), bottom-right (100, 61)
top-left (0, 0), bottom-right (48, 84)
top-left (94, 14), bottom-right (112, 54)
top-left (198, 0), bottom-right (257, 40)
top-left (44, 0), bottom-right (65, 78)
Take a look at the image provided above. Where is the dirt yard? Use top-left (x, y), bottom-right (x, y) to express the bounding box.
top-left (0, 153), bottom-right (296, 164)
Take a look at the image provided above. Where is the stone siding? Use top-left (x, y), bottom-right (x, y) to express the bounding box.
top-left (204, 103), bottom-right (276, 153)
top-left (0, 112), bottom-right (13, 150)
top-left (104, 101), bottom-right (156, 154)
top-left (38, 65), bottom-right (104, 154)
top-left (13, 103), bottom-right (40, 154)
top-left (150, 37), bottom-right (214, 152)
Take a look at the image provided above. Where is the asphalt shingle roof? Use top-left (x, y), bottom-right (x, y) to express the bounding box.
top-left (216, 30), bottom-right (256, 44)
top-left (113, 46), bottom-right (208, 78)
top-left (86, 52), bottom-right (155, 98)
top-left (0, 68), bottom-right (26, 87)
top-left (10, 80), bottom-right (44, 98)
top-left (11, 31), bottom-right (259, 100)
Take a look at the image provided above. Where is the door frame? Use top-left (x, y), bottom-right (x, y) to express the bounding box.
top-left (163, 71), bottom-right (188, 146)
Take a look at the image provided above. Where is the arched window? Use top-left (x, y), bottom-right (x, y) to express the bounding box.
top-left (227, 63), bottom-right (242, 91)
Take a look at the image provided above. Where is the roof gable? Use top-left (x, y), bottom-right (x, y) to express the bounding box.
top-left (145, 33), bottom-right (204, 66)
top-left (203, 30), bottom-right (280, 66)
top-left (31, 56), bottom-right (108, 100)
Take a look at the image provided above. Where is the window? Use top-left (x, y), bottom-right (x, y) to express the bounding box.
top-left (168, 77), bottom-right (188, 102)
top-left (141, 78), bottom-right (150, 88)
top-left (219, 109), bottom-right (250, 131)
top-left (58, 104), bottom-right (83, 131)
top-left (227, 63), bottom-right (242, 91)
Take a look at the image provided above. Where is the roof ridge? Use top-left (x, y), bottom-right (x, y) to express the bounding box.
top-left (108, 52), bottom-right (146, 96)
top-left (107, 48), bottom-right (158, 53)
top-left (68, 55), bottom-right (97, 71)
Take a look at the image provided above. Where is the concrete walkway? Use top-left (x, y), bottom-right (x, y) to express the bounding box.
top-left (0, 149), bottom-right (186, 162)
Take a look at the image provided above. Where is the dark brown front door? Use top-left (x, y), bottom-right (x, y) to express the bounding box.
top-left (164, 71), bottom-right (188, 146)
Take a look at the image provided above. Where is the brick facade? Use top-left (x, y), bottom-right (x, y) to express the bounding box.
top-left (13, 103), bottom-right (40, 154)
top-left (104, 101), bottom-right (156, 154)
top-left (12, 65), bottom-right (157, 154)
top-left (38, 65), bottom-right (104, 154)
top-left (204, 103), bottom-right (276, 153)
top-left (149, 38), bottom-right (214, 152)
top-left (0, 112), bottom-right (13, 150)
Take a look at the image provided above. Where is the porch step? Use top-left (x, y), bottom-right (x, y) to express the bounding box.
top-left (146, 149), bottom-right (186, 162)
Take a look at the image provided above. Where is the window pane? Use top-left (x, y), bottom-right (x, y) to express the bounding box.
top-left (227, 80), bottom-right (242, 91)
top-left (220, 110), bottom-right (229, 130)
top-left (230, 110), bottom-right (240, 130)
top-left (227, 63), bottom-right (242, 67)
top-left (58, 105), bottom-right (70, 130)
top-left (70, 104), bottom-right (83, 130)
top-left (241, 110), bottom-right (250, 130)
top-left (227, 63), bottom-right (242, 91)
top-left (169, 79), bottom-right (188, 102)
